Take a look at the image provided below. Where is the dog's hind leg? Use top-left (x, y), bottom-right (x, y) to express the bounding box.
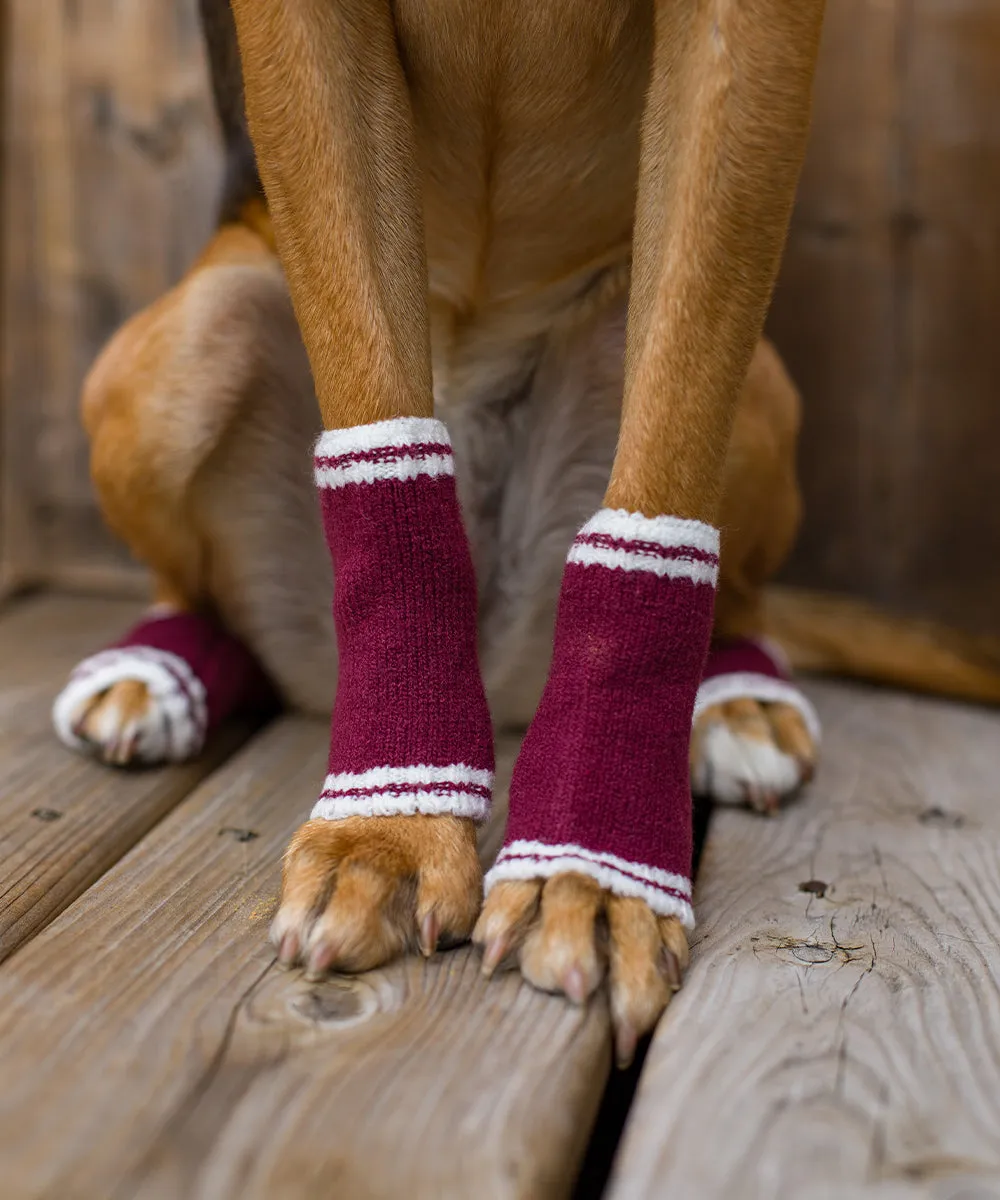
top-left (55, 0), bottom-right (338, 763)
top-left (53, 217), bottom-right (335, 763)
top-left (477, 0), bottom-right (826, 1064)
top-left (231, 0), bottom-right (491, 974)
top-left (690, 340), bottom-right (821, 814)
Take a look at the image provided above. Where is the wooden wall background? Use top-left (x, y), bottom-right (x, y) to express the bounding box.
top-left (1, 0), bottom-right (220, 596)
top-left (768, 0), bottom-right (1000, 638)
top-left (2, 1), bottom-right (999, 634)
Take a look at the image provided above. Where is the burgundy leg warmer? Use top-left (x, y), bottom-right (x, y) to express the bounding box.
top-left (310, 417), bottom-right (495, 822)
top-left (53, 610), bottom-right (278, 761)
top-left (485, 508), bottom-right (721, 928)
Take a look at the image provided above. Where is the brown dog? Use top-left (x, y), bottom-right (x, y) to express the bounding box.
top-left (55, 0), bottom-right (1000, 1062)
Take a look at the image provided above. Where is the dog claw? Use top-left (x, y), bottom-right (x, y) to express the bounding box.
top-left (614, 1021), bottom-right (638, 1070)
top-left (110, 732), bottom-right (139, 766)
top-left (660, 946), bottom-right (682, 991)
top-left (561, 965), bottom-right (589, 1005)
top-left (305, 939), bottom-right (340, 979)
top-left (277, 932), bottom-right (300, 967)
top-left (480, 935), bottom-right (508, 978)
top-left (418, 910), bottom-right (439, 958)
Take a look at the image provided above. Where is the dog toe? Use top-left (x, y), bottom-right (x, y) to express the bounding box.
top-left (478, 872), bottom-right (687, 1064)
top-left (518, 873), bottom-right (606, 1004)
top-left (73, 680), bottom-right (170, 766)
top-left (273, 815), bottom-right (482, 977)
top-left (607, 901), bottom-right (688, 1068)
top-left (473, 879), bottom-right (541, 976)
top-left (691, 697), bottom-right (814, 811)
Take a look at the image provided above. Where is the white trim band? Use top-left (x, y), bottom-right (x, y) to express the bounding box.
top-left (485, 841), bottom-right (694, 928)
top-left (315, 455), bottom-right (454, 488)
top-left (693, 672), bottom-right (822, 745)
top-left (315, 417), bottom-right (452, 457)
top-left (312, 762), bottom-right (494, 823)
top-left (314, 418), bottom-right (455, 488)
top-left (579, 509), bottom-right (721, 557)
top-left (322, 763), bottom-right (494, 791)
top-left (487, 839), bottom-right (691, 895)
top-left (52, 647), bottom-right (208, 762)
top-left (567, 542), bottom-right (719, 585)
top-left (568, 508), bottom-right (720, 585)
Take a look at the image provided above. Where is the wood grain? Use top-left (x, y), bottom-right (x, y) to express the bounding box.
top-left (608, 681), bottom-right (1000, 1198)
top-left (1, 0), bottom-right (221, 591)
top-left (769, 0), bottom-right (899, 606)
top-left (0, 594), bottom-right (248, 960)
top-left (770, 0), bottom-right (1000, 637)
top-left (0, 719), bottom-right (609, 1200)
top-left (891, 0), bottom-right (1000, 636)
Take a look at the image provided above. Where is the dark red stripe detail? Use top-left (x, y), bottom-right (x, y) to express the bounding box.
top-left (574, 531), bottom-right (719, 566)
top-left (321, 781), bottom-right (492, 801)
top-left (498, 849), bottom-right (691, 901)
top-left (125, 647), bottom-right (202, 715)
top-left (112, 613), bottom-right (279, 730)
top-left (315, 443), bottom-right (452, 471)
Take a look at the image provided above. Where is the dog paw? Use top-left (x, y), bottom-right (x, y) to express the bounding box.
top-left (474, 873), bottom-right (688, 1067)
top-left (52, 646), bottom-right (208, 765)
top-left (71, 679), bottom-right (167, 765)
top-left (270, 814), bottom-right (482, 974)
top-left (690, 697), bottom-right (817, 814)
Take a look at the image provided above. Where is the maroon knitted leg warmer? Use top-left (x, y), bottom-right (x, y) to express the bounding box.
top-left (485, 508), bottom-right (720, 928)
top-left (310, 417), bottom-right (494, 823)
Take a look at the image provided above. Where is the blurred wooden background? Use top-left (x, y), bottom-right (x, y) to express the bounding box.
top-left (1, 0), bottom-right (220, 595)
top-left (2, 0), bottom-right (999, 633)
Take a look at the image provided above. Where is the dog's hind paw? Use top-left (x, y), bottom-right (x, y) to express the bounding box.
top-left (53, 646), bottom-right (208, 766)
top-left (67, 679), bottom-right (166, 766)
top-left (690, 697), bottom-right (817, 814)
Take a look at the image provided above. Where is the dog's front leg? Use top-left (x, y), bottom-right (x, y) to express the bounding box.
top-left (476, 1), bottom-right (826, 1064)
top-left (231, 0), bottom-right (491, 970)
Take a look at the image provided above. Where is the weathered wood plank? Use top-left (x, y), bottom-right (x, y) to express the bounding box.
top-left (0, 721), bottom-right (609, 1199)
top-left (0, 593), bottom-right (248, 960)
top-left (608, 681), bottom-right (1000, 1198)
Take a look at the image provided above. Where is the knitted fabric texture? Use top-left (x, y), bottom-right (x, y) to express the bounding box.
top-left (311, 417), bottom-right (494, 823)
top-left (53, 610), bottom-right (278, 761)
top-left (485, 508), bottom-right (720, 928)
top-left (694, 636), bottom-right (821, 744)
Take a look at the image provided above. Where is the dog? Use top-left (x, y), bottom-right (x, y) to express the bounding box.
top-left (52, 0), bottom-right (1000, 1065)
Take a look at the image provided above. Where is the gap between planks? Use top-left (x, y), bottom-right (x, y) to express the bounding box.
top-left (608, 681), bottom-right (1000, 1199)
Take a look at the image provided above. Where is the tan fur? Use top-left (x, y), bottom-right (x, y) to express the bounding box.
top-left (761, 587), bottom-right (1000, 705)
top-left (79, 0), bottom-right (835, 1049)
top-left (273, 814), bottom-right (481, 974)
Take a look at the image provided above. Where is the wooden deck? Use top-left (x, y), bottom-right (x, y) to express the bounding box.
top-left (1, 593), bottom-right (999, 1198)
